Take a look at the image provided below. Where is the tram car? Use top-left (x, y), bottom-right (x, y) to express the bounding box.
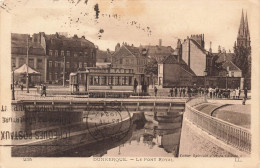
top-left (69, 67), bottom-right (136, 98)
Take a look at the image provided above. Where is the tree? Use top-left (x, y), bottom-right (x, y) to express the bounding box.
top-left (233, 45), bottom-right (251, 78)
top-left (144, 57), bottom-right (158, 76)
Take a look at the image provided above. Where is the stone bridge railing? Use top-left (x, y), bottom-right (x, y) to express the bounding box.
top-left (185, 97), bottom-right (251, 154)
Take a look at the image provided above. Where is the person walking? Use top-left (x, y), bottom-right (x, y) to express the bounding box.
top-left (154, 86), bottom-right (158, 97)
top-left (170, 88), bottom-right (173, 97)
top-left (174, 87), bottom-right (178, 97)
top-left (134, 78), bottom-right (138, 93)
top-left (20, 84), bottom-right (23, 91)
top-left (182, 87), bottom-right (186, 97)
top-left (244, 87), bottom-right (248, 99)
top-left (41, 84), bottom-right (47, 97)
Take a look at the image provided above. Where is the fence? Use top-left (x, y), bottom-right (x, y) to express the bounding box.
top-left (185, 97), bottom-right (251, 154)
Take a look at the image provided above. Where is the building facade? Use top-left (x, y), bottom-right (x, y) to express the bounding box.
top-left (32, 33), bottom-right (97, 84)
top-left (112, 43), bottom-right (147, 85)
top-left (11, 33), bottom-right (47, 83)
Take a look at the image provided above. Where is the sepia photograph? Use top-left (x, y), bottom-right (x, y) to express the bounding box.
top-left (0, 0), bottom-right (259, 167)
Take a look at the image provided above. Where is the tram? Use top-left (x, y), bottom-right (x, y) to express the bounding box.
top-left (69, 67), bottom-right (136, 97)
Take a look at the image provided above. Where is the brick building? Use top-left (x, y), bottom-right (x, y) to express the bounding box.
top-left (32, 33), bottom-right (97, 84)
top-left (112, 43), bottom-right (147, 85)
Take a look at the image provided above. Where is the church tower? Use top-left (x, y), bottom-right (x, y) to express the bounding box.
top-left (236, 10), bottom-right (250, 48)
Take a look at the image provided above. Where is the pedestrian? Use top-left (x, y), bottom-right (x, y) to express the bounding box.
top-left (20, 84), bottom-right (23, 91)
top-left (182, 87), bottom-right (186, 97)
top-left (134, 78), bottom-right (138, 93)
top-left (244, 87), bottom-right (248, 99)
top-left (187, 87), bottom-right (191, 97)
top-left (235, 87), bottom-right (239, 99)
top-left (170, 88), bottom-right (173, 97)
top-left (174, 87), bottom-right (177, 97)
top-left (154, 86), bottom-right (158, 97)
top-left (41, 84), bottom-right (47, 97)
top-left (216, 87), bottom-right (219, 98)
top-left (238, 87), bottom-right (241, 99)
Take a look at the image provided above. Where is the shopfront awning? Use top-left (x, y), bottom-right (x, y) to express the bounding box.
top-left (14, 64), bottom-right (41, 75)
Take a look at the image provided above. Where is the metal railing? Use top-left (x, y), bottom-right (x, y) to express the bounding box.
top-left (185, 98), bottom-right (251, 154)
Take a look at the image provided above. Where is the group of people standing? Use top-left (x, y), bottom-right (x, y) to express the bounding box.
top-left (169, 87), bottom-right (194, 97)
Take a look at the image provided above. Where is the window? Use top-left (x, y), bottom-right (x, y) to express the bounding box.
top-left (131, 59), bottom-right (134, 64)
top-left (108, 76), bottom-right (113, 85)
top-left (55, 50), bottom-right (58, 57)
top-left (66, 62), bottom-right (70, 68)
top-left (55, 73), bottom-right (58, 80)
top-left (90, 76), bottom-right (93, 85)
top-left (19, 58), bottom-right (25, 66)
top-left (94, 76), bottom-right (99, 85)
top-left (129, 77), bottom-right (132, 85)
top-left (74, 52), bottom-right (78, 57)
top-left (37, 59), bottom-right (43, 69)
top-left (231, 72), bottom-right (234, 77)
top-left (55, 61), bottom-right (58, 68)
top-left (67, 51), bottom-right (70, 56)
top-left (84, 63), bottom-right (87, 67)
top-left (79, 52), bottom-right (82, 56)
top-left (61, 50), bottom-right (64, 56)
top-left (74, 63), bottom-right (78, 69)
top-left (101, 76), bottom-right (106, 85)
top-left (49, 73), bottom-right (52, 81)
top-left (79, 62), bottom-right (82, 68)
top-left (49, 50), bottom-right (53, 56)
top-left (115, 76), bottom-right (121, 85)
top-left (126, 59), bottom-right (129, 65)
top-left (84, 51), bottom-right (88, 56)
top-left (29, 58), bottom-right (34, 68)
top-left (49, 61), bottom-right (52, 68)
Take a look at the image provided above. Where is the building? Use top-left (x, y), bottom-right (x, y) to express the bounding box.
top-left (11, 33), bottom-right (47, 84)
top-left (158, 54), bottom-right (195, 88)
top-left (112, 43), bottom-right (147, 85)
top-left (32, 32), bottom-right (97, 84)
top-left (181, 34), bottom-right (210, 76)
top-left (96, 49), bottom-right (112, 63)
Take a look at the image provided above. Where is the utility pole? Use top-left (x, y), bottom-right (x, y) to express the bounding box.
top-left (26, 34), bottom-right (29, 93)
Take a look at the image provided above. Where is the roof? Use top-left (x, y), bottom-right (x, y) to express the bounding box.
top-left (14, 64), bottom-right (40, 75)
top-left (189, 39), bottom-right (207, 54)
top-left (11, 33), bottom-right (46, 55)
top-left (112, 45), bottom-right (142, 58)
top-left (214, 52), bottom-right (235, 63)
top-left (222, 61), bottom-right (241, 71)
top-left (96, 50), bottom-right (110, 60)
top-left (161, 55), bottom-right (196, 76)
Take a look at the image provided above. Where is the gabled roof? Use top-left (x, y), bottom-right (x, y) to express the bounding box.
top-left (189, 39), bottom-right (207, 54)
top-left (112, 45), bottom-right (141, 58)
top-left (161, 55), bottom-right (196, 76)
top-left (222, 61), bottom-right (241, 71)
top-left (215, 52), bottom-right (235, 63)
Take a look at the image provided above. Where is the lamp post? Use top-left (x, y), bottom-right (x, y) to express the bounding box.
top-left (204, 70), bottom-right (207, 102)
top-left (26, 35), bottom-right (29, 93)
top-left (12, 63), bottom-right (16, 100)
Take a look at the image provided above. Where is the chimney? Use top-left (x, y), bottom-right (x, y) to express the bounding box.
top-left (81, 35), bottom-right (85, 39)
top-left (159, 39), bottom-right (162, 47)
top-left (209, 41), bottom-right (212, 53)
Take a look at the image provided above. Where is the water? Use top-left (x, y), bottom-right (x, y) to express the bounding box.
top-left (52, 116), bottom-right (182, 157)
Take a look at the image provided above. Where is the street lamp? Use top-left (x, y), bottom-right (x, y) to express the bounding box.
top-left (12, 63), bottom-right (16, 100)
top-left (226, 71), bottom-right (229, 89)
top-left (204, 70), bottom-right (207, 102)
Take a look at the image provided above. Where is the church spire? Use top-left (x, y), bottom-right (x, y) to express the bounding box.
top-left (245, 12), bottom-right (250, 37)
top-left (238, 9), bottom-right (245, 38)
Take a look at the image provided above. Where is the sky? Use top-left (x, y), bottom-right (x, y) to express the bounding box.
top-left (1, 0), bottom-right (259, 52)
